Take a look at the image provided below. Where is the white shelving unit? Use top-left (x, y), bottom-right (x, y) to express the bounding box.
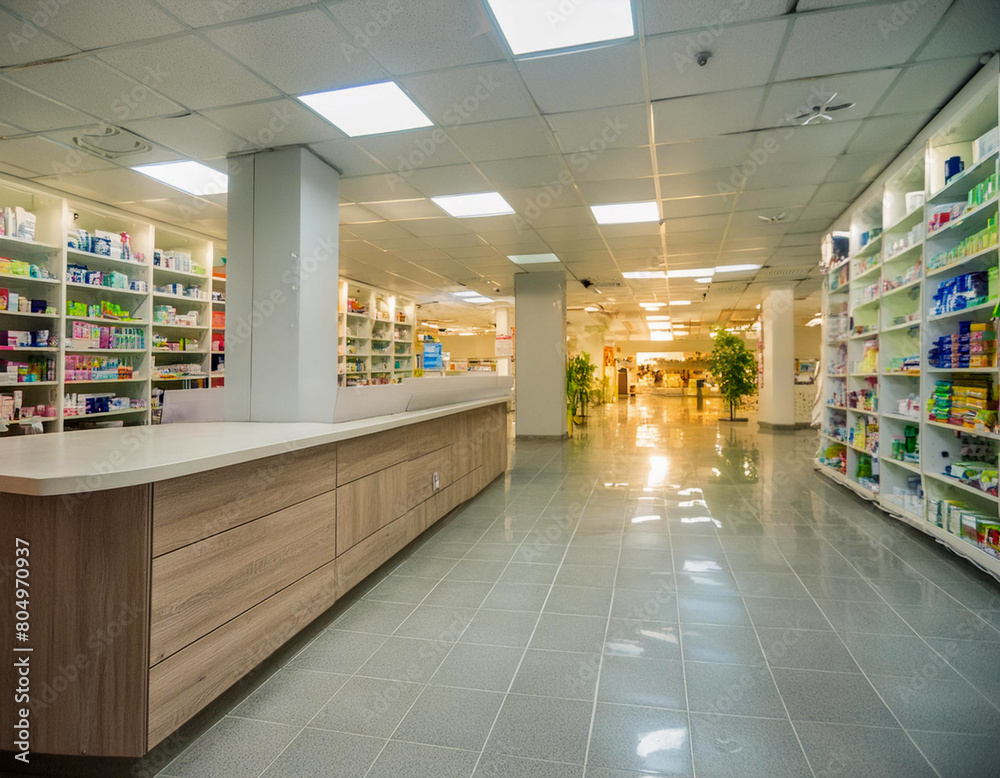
top-left (0, 174), bottom-right (221, 435)
top-left (337, 280), bottom-right (415, 387)
top-left (817, 59), bottom-right (1000, 579)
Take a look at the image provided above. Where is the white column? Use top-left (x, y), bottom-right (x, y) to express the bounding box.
top-left (495, 306), bottom-right (512, 377)
top-left (514, 271), bottom-right (567, 438)
top-left (225, 147), bottom-right (340, 422)
top-left (758, 284), bottom-right (796, 430)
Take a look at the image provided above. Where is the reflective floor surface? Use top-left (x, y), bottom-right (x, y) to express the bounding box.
top-left (147, 396), bottom-right (1000, 778)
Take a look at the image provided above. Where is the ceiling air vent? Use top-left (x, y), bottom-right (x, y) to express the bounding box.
top-left (755, 266), bottom-right (812, 280)
top-left (587, 276), bottom-right (624, 288)
top-left (707, 283), bottom-right (748, 295)
top-left (71, 126), bottom-right (152, 160)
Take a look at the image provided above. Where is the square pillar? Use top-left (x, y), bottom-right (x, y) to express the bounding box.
top-left (759, 284), bottom-right (796, 431)
top-left (514, 271), bottom-right (567, 438)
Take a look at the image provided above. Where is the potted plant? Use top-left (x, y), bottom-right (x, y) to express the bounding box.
top-left (708, 330), bottom-right (757, 422)
top-left (566, 352), bottom-right (596, 425)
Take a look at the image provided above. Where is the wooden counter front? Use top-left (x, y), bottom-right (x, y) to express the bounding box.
top-left (0, 402), bottom-right (508, 760)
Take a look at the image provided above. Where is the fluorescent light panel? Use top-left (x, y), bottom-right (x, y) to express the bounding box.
top-left (715, 263), bottom-right (761, 273)
top-left (132, 161), bottom-right (227, 196)
top-left (591, 201), bottom-right (659, 225)
top-left (453, 291), bottom-right (479, 298)
top-left (623, 271), bottom-right (666, 279)
top-left (666, 267), bottom-right (714, 279)
top-left (298, 81), bottom-right (432, 137)
top-left (465, 296), bottom-right (494, 304)
top-left (432, 192), bottom-right (514, 218)
top-left (486, 0), bottom-right (634, 56)
top-left (509, 253), bottom-right (559, 265)
top-left (645, 316), bottom-right (671, 321)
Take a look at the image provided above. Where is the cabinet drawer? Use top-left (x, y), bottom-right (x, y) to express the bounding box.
top-left (407, 446), bottom-right (452, 507)
top-left (148, 560), bottom-right (338, 748)
top-left (153, 444), bottom-right (336, 556)
top-left (336, 461), bottom-right (408, 552)
top-left (336, 508), bottom-right (425, 597)
top-left (150, 491), bottom-right (336, 664)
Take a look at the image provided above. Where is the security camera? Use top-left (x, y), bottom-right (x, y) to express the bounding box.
top-left (696, 51), bottom-right (711, 67)
top-left (581, 279), bottom-right (594, 289)
top-left (493, 287), bottom-right (501, 293)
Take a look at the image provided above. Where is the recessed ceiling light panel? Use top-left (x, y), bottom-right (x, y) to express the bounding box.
top-left (132, 161), bottom-right (227, 196)
top-left (486, 0), bottom-right (635, 56)
top-left (591, 201), bottom-right (659, 225)
top-left (509, 253), bottom-right (560, 264)
top-left (715, 264), bottom-right (761, 273)
top-left (298, 81), bottom-right (432, 137)
top-left (622, 271), bottom-right (666, 279)
top-left (432, 192), bottom-right (515, 218)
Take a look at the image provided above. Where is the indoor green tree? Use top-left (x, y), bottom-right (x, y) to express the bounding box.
top-left (566, 352), bottom-right (597, 421)
top-left (708, 331), bottom-right (758, 422)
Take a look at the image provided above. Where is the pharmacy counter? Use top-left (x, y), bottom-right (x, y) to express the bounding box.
top-left (0, 399), bottom-right (509, 762)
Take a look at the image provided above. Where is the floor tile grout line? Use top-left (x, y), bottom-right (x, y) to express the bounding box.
top-left (714, 516), bottom-right (820, 778)
top-left (815, 533), bottom-right (1000, 717)
top-left (765, 533), bottom-right (945, 778)
top-left (470, 465), bottom-right (602, 775)
top-left (359, 444), bottom-right (574, 778)
top-left (578, 510), bottom-right (626, 773)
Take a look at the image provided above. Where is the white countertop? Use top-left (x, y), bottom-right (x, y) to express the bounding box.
top-left (0, 397), bottom-right (508, 496)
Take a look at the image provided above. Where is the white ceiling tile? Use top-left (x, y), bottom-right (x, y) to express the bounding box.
top-left (528, 206), bottom-right (595, 227)
top-left (500, 185), bottom-right (584, 214)
top-left (421, 233), bottom-right (484, 248)
top-left (577, 178), bottom-right (657, 204)
top-left (517, 42), bottom-right (644, 113)
top-left (571, 147), bottom-right (654, 182)
top-left (1, 0), bottom-right (184, 49)
top-left (363, 199), bottom-right (443, 220)
top-left (646, 20), bottom-right (788, 100)
top-left (99, 36), bottom-right (281, 111)
top-left (0, 77), bottom-right (93, 132)
top-left (652, 88), bottom-right (766, 143)
top-left (734, 186), bottom-right (818, 211)
top-left (355, 129), bottom-right (468, 171)
top-left (536, 226), bottom-right (603, 243)
top-left (655, 135), bottom-right (752, 175)
top-left (204, 99), bottom-right (346, 148)
top-left (916, 0), bottom-right (1000, 61)
top-left (339, 173), bottom-right (422, 201)
top-left (43, 128), bottom-right (184, 167)
top-left (546, 104), bottom-right (649, 152)
top-left (206, 9), bottom-right (385, 94)
top-left (346, 221), bottom-right (413, 239)
top-left (0, 160), bottom-right (36, 178)
top-left (8, 58), bottom-right (184, 122)
top-left (799, 201), bottom-right (850, 221)
top-left (0, 137), bottom-right (116, 177)
top-left (326, 0), bottom-right (504, 74)
top-left (747, 121), bottom-right (860, 164)
top-left (787, 218), bottom-right (837, 234)
top-left (0, 6), bottom-right (78, 66)
top-left (742, 158), bottom-right (836, 189)
top-left (660, 195), bottom-right (734, 218)
top-left (825, 151), bottom-right (896, 182)
top-left (125, 114), bottom-right (248, 159)
top-left (643, 0), bottom-right (789, 34)
top-left (445, 244), bottom-right (503, 258)
top-left (757, 70), bottom-right (900, 129)
top-left (876, 58), bottom-right (982, 115)
top-left (659, 170), bottom-right (736, 198)
top-left (405, 164), bottom-right (493, 197)
top-left (339, 204), bottom-right (381, 223)
top-left (400, 63), bottom-right (536, 125)
top-left (402, 218), bottom-right (473, 237)
top-left (309, 139), bottom-right (388, 176)
top-left (116, 195), bottom-right (227, 223)
top-left (813, 180), bottom-right (866, 203)
top-left (775, 1), bottom-right (951, 81)
top-left (479, 155), bottom-right (566, 190)
top-left (394, 248), bottom-right (451, 262)
top-left (727, 209), bottom-right (803, 230)
top-left (847, 112), bottom-right (933, 154)
top-left (155, 0), bottom-right (313, 26)
top-left (448, 117), bottom-right (557, 161)
top-left (661, 214), bottom-right (730, 233)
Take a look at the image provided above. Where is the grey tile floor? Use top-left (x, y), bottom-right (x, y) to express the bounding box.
top-left (150, 397), bottom-right (1000, 778)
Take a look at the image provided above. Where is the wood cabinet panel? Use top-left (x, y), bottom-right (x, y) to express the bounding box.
top-left (148, 560), bottom-right (338, 748)
top-left (406, 446), bottom-right (453, 508)
top-left (336, 507), bottom-right (426, 598)
top-left (153, 444), bottom-right (336, 556)
top-left (337, 428), bottom-right (409, 486)
top-left (150, 491), bottom-right (336, 665)
top-left (336, 462), bottom-right (408, 553)
top-left (0, 487), bottom-right (151, 758)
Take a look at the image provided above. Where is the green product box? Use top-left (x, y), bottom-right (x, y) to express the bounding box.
top-left (977, 519), bottom-right (1000, 559)
top-left (990, 265), bottom-right (999, 301)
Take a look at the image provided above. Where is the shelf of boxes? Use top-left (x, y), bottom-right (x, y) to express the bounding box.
top-left (816, 59), bottom-right (1000, 579)
top-left (210, 271), bottom-right (225, 388)
top-left (0, 173), bottom-right (225, 434)
top-left (337, 280), bottom-right (416, 387)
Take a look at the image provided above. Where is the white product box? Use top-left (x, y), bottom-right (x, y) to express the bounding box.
top-left (973, 127), bottom-right (999, 164)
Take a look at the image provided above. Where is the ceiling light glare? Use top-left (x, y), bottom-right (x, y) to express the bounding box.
top-left (509, 253), bottom-right (559, 264)
top-left (465, 296), bottom-right (494, 304)
top-left (669, 300), bottom-right (692, 306)
top-left (714, 264), bottom-right (761, 273)
top-left (585, 306), bottom-right (599, 312)
top-left (432, 192), bottom-right (515, 217)
top-left (666, 267), bottom-right (714, 279)
top-left (486, 0), bottom-right (635, 56)
top-left (591, 201), bottom-right (659, 225)
top-left (694, 277), bottom-right (713, 284)
top-left (453, 291), bottom-right (479, 298)
top-left (645, 316), bottom-right (671, 321)
top-left (297, 81), bottom-right (432, 137)
top-left (650, 331), bottom-right (674, 341)
top-left (132, 161), bottom-right (228, 196)
top-left (640, 303), bottom-right (664, 310)
top-left (623, 271), bottom-right (666, 279)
